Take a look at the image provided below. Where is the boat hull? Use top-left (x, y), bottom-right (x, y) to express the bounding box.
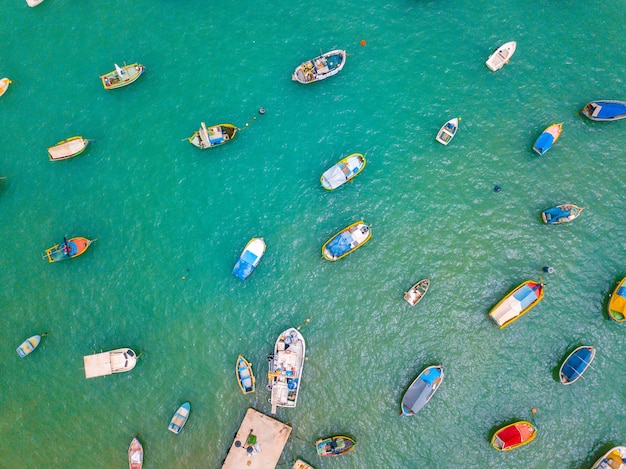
top-left (404, 279), bottom-right (430, 306)
top-left (435, 118), bottom-right (459, 145)
top-left (0, 78), bottom-right (12, 98)
top-left (491, 421), bottom-right (536, 451)
top-left (401, 365), bottom-right (444, 416)
top-left (47, 136), bottom-right (90, 161)
top-left (320, 153), bottom-right (366, 190)
top-left (83, 348), bottom-right (137, 378)
top-left (16, 335), bottom-right (42, 357)
top-left (486, 41), bottom-right (517, 71)
top-left (532, 123), bottom-right (562, 155)
top-left (591, 446), bottom-right (626, 469)
top-left (232, 237), bottom-right (266, 280)
top-left (608, 276), bottom-right (626, 322)
top-left (488, 280), bottom-right (544, 328)
top-left (581, 100), bottom-right (626, 121)
top-left (44, 237), bottom-right (93, 262)
top-left (292, 50), bottom-right (346, 84)
top-left (541, 204), bottom-right (583, 225)
top-left (100, 63), bottom-right (145, 89)
top-left (315, 436), bottom-right (356, 457)
top-left (559, 345), bottom-right (595, 384)
top-left (189, 123), bottom-right (237, 149)
top-left (322, 221), bottom-right (371, 261)
top-left (168, 402), bottom-right (190, 434)
top-left (236, 355), bottom-right (256, 394)
top-left (268, 328), bottom-right (306, 412)
top-left (128, 437), bottom-right (143, 469)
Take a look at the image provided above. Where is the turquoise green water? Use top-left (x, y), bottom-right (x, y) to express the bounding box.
top-left (1, 1), bottom-right (625, 468)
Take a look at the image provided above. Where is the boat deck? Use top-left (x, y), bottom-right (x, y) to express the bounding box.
top-left (221, 408), bottom-right (291, 469)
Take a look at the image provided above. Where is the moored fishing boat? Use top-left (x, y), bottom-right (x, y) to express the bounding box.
top-left (608, 276), bottom-right (626, 322)
top-left (47, 136), bottom-right (92, 161)
top-left (0, 78), bottom-right (12, 98)
top-left (83, 348), bottom-right (137, 378)
top-left (128, 437), bottom-right (143, 469)
top-left (400, 365), bottom-right (444, 416)
top-left (293, 459), bottom-right (315, 469)
top-left (488, 280), bottom-right (544, 328)
top-left (541, 204), bottom-right (584, 225)
top-left (292, 49), bottom-right (346, 84)
top-left (268, 327), bottom-right (306, 413)
top-left (486, 41), bottom-right (517, 71)
top-left (16, 333), bottom-right (46, 357)
top-left (316, 436), bottom-right (356, 457)
top-left (404, 279), bottom-right (430, 306)
top-left (581, 100), bottom-right (626, 121)
top-left (560, 345), bottom-right (595, 384)
top-left (43, 237), bottom-right (94, 262)
top-left (232, 237), bottom-right (266, 280)
top-left (322, 221), bottom-right (371, 261)
top-left (532, 123), bottom-right (563, 155)
top-left (100, 63), bottom-right (145, 89)
top-left (435, 118), bottom-right (459, 145)
top-left (591, 446), bottom-right (626, 469)
top-left (168, 402), bottom-right (191, 434)
top-left (236, 354), bottom-right (255, 394)
top-left (491, 421), bottom-right (537, 451)
top-left (320, 153), bottom-right (366, 190)
top-left (188, 122), bottom-right (237, 149)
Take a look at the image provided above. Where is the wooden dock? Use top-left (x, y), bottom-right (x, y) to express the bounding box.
top-left (222, 408), bottom-right (292, 469)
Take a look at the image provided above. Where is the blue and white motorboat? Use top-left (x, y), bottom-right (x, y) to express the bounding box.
top-left (232, 238), bottom-right (266, 280)
top-left (581, 100), bottom-right (626, 121)
top-left (532, 123), bottom-right (562, 155)
top-left (401, 365), bottom-right (444, 416)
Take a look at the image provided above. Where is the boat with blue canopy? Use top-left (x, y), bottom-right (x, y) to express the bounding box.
top-left (541, 204), bottom-right (584, 225)
top-left (488, 280), bottom-right (544, 328)
top-left (232, 238), bottom-right (266, 280)
top-left (236, 355), bottom-right (255, 394)
top-left (532, 123), bottom-right (562, 155)
top-left (320, 153), bottom-right (366, 190)
top-left (608, 276), bottom-right (626, 322)
top-left (559, 345), bottom-right (595, 384)
top-left (322, 221), bottom-right (371, 261)
top-left (581, 100), bottom-right (626, 121)
top-left (401, 365), bottom-right (444, 416)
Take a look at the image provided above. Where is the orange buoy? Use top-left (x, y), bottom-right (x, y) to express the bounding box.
top-left (360, 39), bottom-right (366, 46)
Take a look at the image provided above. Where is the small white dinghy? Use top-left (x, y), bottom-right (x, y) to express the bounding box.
top-left (26, 0), bottom-right (45, 6)
top-left (486, 41), bottom-right (517, 71)
top-left (435, 118), bottom-right (459, 145)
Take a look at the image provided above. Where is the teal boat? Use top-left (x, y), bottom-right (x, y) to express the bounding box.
top-left (16, 334), bottom-right (45, 357)
top-left (168, 402), bottom-right (190, 434)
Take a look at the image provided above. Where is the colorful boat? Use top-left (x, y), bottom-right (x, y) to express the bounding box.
top-left (47, 136), bottom-right (91, 161)
top-left (608, 276), bottom-right (626, 322)
top-left (435, 118), bottom-right (459, 145)
top-left (83, 348), bottom-right (137, 378)
top-left (188, 122), bottom-right (237, 149)
top-left (232, 237), bottom-right (266, 280)
top-left (491, 421), bottom-right (537, 451)
top-left (236, 354), bottom-right (255, 394)
top-left (100, 63), bottom-right (145, 89)
top-left (268, 327), bottom-right (306, 413)
top-left (16, 333), bottom-right (46, 357)
top-left (486, 41), bottom-right (517, 71)
top-left (581, 100), bottom-right (626, 121)
top-left (168, 402), bottom-right (191, 434)
top-left (43, 237), bottom-right (94, 262)
top-left (316, 436), bottom-right (356, 457)
top-left (293, 459), bottom-right (315, 469)
top-left (400, 365), bottom-right (444, 416)
top-left (128, 437), bottom-right (143, 469)
top-left (541, 204), bottom-right (584, 225)
top-left (292, 49), bottom-right (346, 84)
top-left (560, 345), bottom-right (596, 385)
top-left (404, 279), bottom-right (430, 306)
top-left (488, 280), bottom-right (544, 328)
top-left (320, 153), bottom-right (366, 190)
top-left (322, 221), bottom-right (371, 261)
top-left (591, 446), bottom-right (626, 469)
top-left (532, 123), bottom-right (563, 155)
top-left (0, 78), bottom-right (12, 98)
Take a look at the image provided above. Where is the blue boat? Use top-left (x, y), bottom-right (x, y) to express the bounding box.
top-left (541, 204), bottom-right (584, 225)
top-left (16, 334), bottom-right (46, 357)
top-left (321, 221), bottom-right (371, 261)
top-left (559, 346), bottom-right (595, 384)
top-left (581, 100), bottom-right (626, 121)
top-left (168, 402), bottom-right (191, 434)
top-left (400, 365), bottom-right (444, 416)
top-left (232, 238), bottom-right (266, 280)
top-left (532, 123), bottom-right (562, 155)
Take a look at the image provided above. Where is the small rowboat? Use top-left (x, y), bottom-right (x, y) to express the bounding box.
top-left (16, 333), bottom-right (46, 357)
top-left (401, 365), bottom-right (444, 416)
top-left (232, 237), bottom-right (266, 280)
top-left (0, 78), bottom-right (12, 98)
top-left (236, 354), bottom-right (255, 394)
top-left (404, 279), bottom-right (430, 306)
top-left (591, 446), bottom-right (626, 469)
top-left (322, 221), bottom-right (371, 261)
top-left (292, 50), bottom-right (346, 84)
top-left (608, 276), bottom-right (626, 322)
top-left (541, 204), bottom-right (584, 225)
top-left (293, 459), bottom-right (314, 469)
top-left (559, 345), bottom-right (595, 384)
top-left (43, 237), bottom-right (94, 262)
top-left (128, 437), bottom-right (143, 469)
top-left (320, 153), bottom-right (366, 190)
top-left (435, 118), bottom-right (459, 145)
top-left (188, 122), bottom-right (237, 149)
top-left (488, 280), bottom-right (544, 328)
top-left (581, 100), bottom-right (626, 121)
top-left (491, 421), bottom-right (536, 451)
top-left (100, 63), bottom-right (145, 89)
top-left (532, 123), bottom-right (563, 155)
top-left (316, 436), bottom-right (356, 457)
top-left (486, 41), bottom-right (517, 71)
top-left (48, 136), bottom-right (92, 161)
top-left (168, 402), bottom-right (191, 434)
